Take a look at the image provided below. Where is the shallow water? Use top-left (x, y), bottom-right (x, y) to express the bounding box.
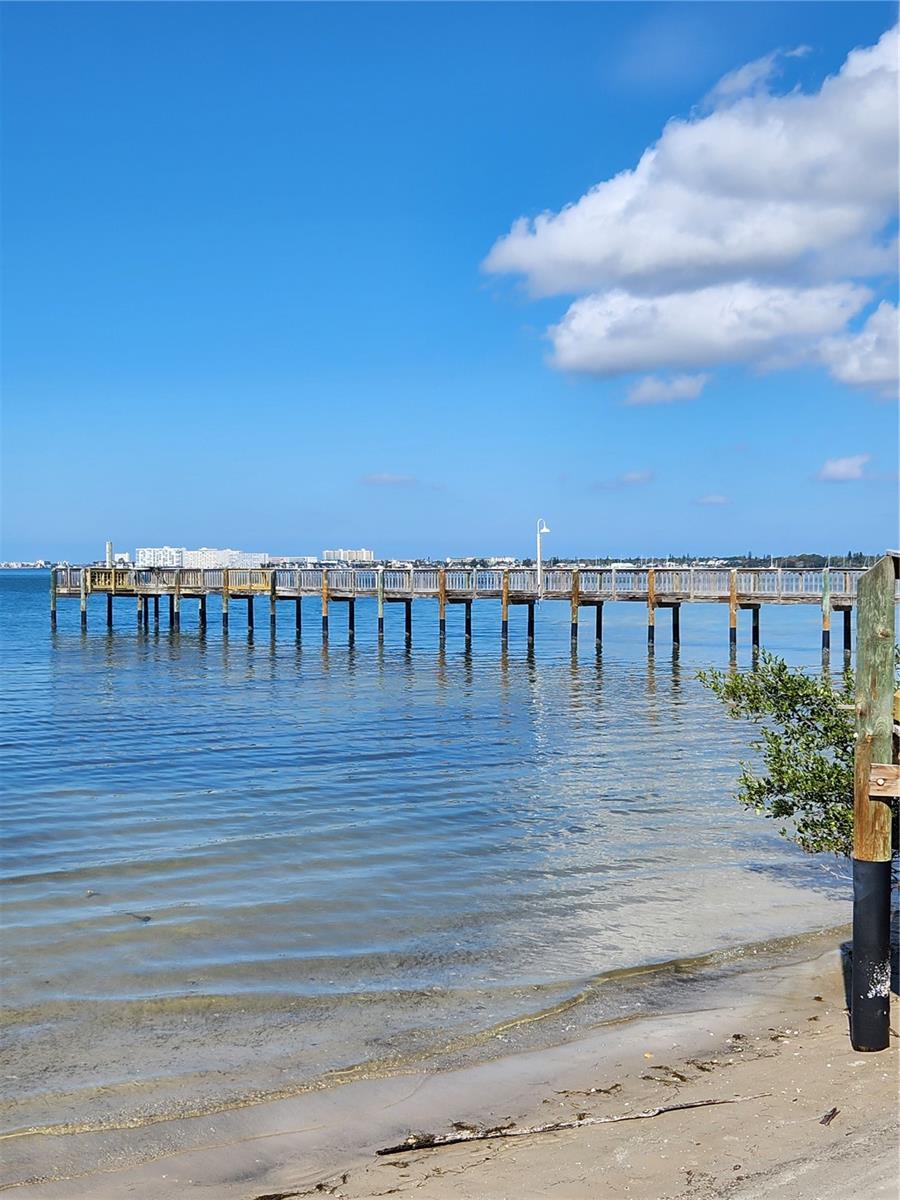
top-left (0, 569), bottom-right (850, 1143)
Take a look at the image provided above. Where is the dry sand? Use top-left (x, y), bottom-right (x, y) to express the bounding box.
top-left (4, 943), bottom-right (897, 1200)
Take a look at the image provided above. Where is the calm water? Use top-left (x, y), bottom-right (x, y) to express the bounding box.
top-left (1, 570), bottom-right (850, 1142)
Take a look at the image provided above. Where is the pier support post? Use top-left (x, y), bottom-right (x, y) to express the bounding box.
top-left (376, 566), bottom-right (384, 644)
top-left (570, 568), bottom-right (580, 647)
top-left (843, 607), bottom-right (852, 657)
top-left (269, 570), bottom-right (277, 636)
top-left (647, 567), bottom-right (656, 649)
top-left (49, 569), bottom-right (57, 629)
top-left (671, 603), bottom-right (680, 648)
top-left (222, 569), bottom-right (229, 634)
top-left (595, 602), bottom-right (603, 651)
top-left (850, 554), bottom-right (897, 1052)
top-left (821, 568), bottom-right (831, 653)
top-left (438, 568), bottom-right (447, 643)
top-left (464, 600), bottom-right (472, 645)
top-left (751, 605), bottom-right (760, 653)
top-left (143, 595), bottom-right (150, 627)
top-left (107, 594), bottom-right (114, 628)
top-left (246, 595), bottom-right (254, 632)
top-left (153, 594), bottom-right (160, 628)
top-left (295, 597), bottom-right (302, 637)
top-left (501, 570), bottom-right (509, 644)
top-left (729, 570), bottom-right (738, 653)
top-left (199, 594), bottom-right (206, 629)
top-left (173, 570), bottom-right (181, 630)
top-left (404, 599), bottom-right (412, 645)
top-left (135, 595), bottom-right (142, 627)
top-left (321, 569), bottom-right (329, 643)
top-left (527, 601), bottom-right (535, 648)
top-left (348, 598), bottom-right (356, 644)
top-left (80, 569), bottom-right (87, 629)
top-left (168, 594), bottom-right (176, 628)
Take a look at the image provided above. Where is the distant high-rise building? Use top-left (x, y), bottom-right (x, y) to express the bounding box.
top-left (136, 546), bottom-right (268, 569)
top-left (322, 548), bottom-right (375, 563)
top-left (136, 546), bottom-right (185, 568)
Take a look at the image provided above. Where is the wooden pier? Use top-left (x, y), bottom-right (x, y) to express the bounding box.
top-left (49, 564), bottom-right (885, 653)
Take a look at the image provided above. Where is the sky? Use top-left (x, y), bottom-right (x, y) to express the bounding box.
top-left (2, 1), bottom-right (897, 562)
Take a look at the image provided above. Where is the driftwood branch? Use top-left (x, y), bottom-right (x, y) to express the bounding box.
top-left (376, 1094), bottom-right (769, 1156)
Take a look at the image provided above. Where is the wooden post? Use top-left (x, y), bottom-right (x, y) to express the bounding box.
top-left (246, 595), bottom-right (254, 631)
top-left (850, 553), bottom-right (897, 1052)
top-left (843, 606), bottom-right (852, 656)
top-left (646, 566), bottom-right (656, 648)
top-left (80, 568), bottom-right (87, 630)
top-left (438, 567), bottom-right (447, 643)
top-left (570, 567), bottom-right (580, 647)
top-left (728, 569), bottom-right (738, 652)
top-left (821, 567), bottom-right (831, 653)
top-left (295, 597), bottom-right (302, 637)
top-left (464, 599), bottom-right (472, 645)
top-left (321, 568), bottom-right (329, 643)
top-left (222, 569), bottom-right (229, 633)
top-left (348, 598), bottom-right (355, 643)
top-left (143, 595), bottom-right (150, 626)
top-left (595, 601), bottom-right (603, 651)
top-left (173, 570), bottom-right (181, 630)
top-left (49, 568), bottom-right (57, 628)
top-left (527, 600), bottom-right (535, 647)
top-left (168, 594), bottom-right (176, 627)
top-left (404, 599), bottom-right (412, 645)
top-left (153, 594), bottom-right (160, 628)
top-left (198, 594), bottom-right (206, 629)
top-left (671, 603), bottom-right (680, 648)
top-left (377, 566), bottom-right (384, 643)
top-left (751, 605), bottom-right (760, 652)
top-left (107, 593), bottom-right (114, 628)
top-left (135, 595), bottom-right (142, 627)
top-left (269, 570), bottom-right (277, 635)
top-left (501, 569), bottom-right (509, 644)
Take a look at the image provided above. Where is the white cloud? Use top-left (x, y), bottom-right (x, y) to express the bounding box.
top-left (817, 454), bottom-right (871, 481)
top-left (627, 373), bottom-right (709, 405)
top-left (703, 46), bottom-right (810, 108)
top-left (551, 282), bottom-right (868, 375)
top-left (697, 494), bottom-right (730, 505)
top-left (484, 25), bottom-right (898, 394)
top-left (362, 473), bottom-right (418, 487)
top-left (819, 301), bottom-right (899, 398)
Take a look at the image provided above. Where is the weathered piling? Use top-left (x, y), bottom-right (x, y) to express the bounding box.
top-left (80, 569), bottom-right (87, 629)
top-left (173, 571), bottom-right (182, 630)
top-left (269, 572), bottom-right (277, 634)
top-left (348, 598), bottom-right (355, 643)
top-left (647, 567), bottom-right (656, 648)
top-left (841, 606), bottom-right (852, 655)
top-left (850, 553), bottom-right (898, 1053)
top-left (107, 594), bottom-right (114, 628)
top-left (438, 568), bottom-right (447, 643)
top-left (49, 569), bottom-right (57, 628)
top-left (728, 570), bottom-right (738, 652)
top-left (751, 605), bottom-right (760, 652)
top-left (135, 595), bottom-right (141, 627)
top-left (321, 570), bottom-right (329, 642)
top-left (199, 594), bottom-right (207, 629)
top-left (595, 601), bottom-right (603, 650)
top-left (501, 570), bottom-right (509, 644)
top-left (221, 570), bottom-right (229, 633)
top-left (246, 595), bottom-right (254, 631)
top-left (168, 594), bottom-right (176, 627)
top-left (527, 601), bottom-right (535, 647)
top-left (405, 599), bottom-right (412, 645)
top-left (464, 600), bottom-right (472, 645)
top-left (295, 597), bottom-right (302, 636)
top-left (377, 567), bottom-right (385, 643)
top-left (821, 568), bottom-right (831, 653)
top-left (671, 602), bottom-right (680, 647)
top-left (143, 595), bottom-right (150, 626)
top-left (570, 568), bottom-right (580, 646)
top-left (153, 594), bottom-right (159, 628)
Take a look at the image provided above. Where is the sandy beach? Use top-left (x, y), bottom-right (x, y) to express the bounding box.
top-left (5, 937), bottom-right (896, 1200)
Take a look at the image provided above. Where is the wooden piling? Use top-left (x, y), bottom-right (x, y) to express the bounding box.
top-left (269, 570), bottom-right (277, 634)
top-left (153, 594), bottom-right (159, 628)
top-left (671, 603), bottom-right (680, 647)
top-left (348, 598), bottom-right (356, 643)
top-left (501, 570), bottom-right (509, 644)
top-left (377, 567), bottom-right (384, 643)
top-left (173, 570), bottom-right (181, 630)
top-left (850, 554), bottom-right (897, 1052)
top-left (198, 594), bottom-right (206, 629)
top-left (246, 595), bottom-right (254, 631)
top-left (570, 568), bottom-right (580, 646)
top-left (728, 569), bottom-right (738, 651)
top-left (751, 605), bottom-right (760, 652)
top-left (80, 569), bottom-right (87, 629)
top-left (842, 606), bottom-right (852, 656)
top-left (821, 568), bottom-right (831, 652)
top-left (647, 567), bottom-right (656, 648)
top-left (142, 595), bottom-right (150, 626)
top-left (295, 597), bottom-right (302, 637)
top-left (221, 569), bottom-right (229, 633)
top-left (438, 568), bottom-right (447, 643)
top-left (107, 594), bottom-right (114, 628)
top-left (405, 599), bottom-right (412, 645)
top-left (49, 568), bottom-right (57, 628)
top-left (595, 601), bottom-right (603, 650)
top-left (527, 600), bottom-right (535, 647)
top-left (321, 568), bottom-right (329, 643)
top-left (464, 600), bottom-right (472, 645)
top-left (168, 594), bottom-right (176, 627)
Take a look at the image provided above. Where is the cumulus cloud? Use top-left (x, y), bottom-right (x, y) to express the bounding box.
top-left (819, 301), bottom-right (899, 398)
top-left (484, 25), bottom-right (898, 395)
top-left (361, 473), bottom-right (418, 487)
top-left (627, 373), bottom-right (709, 405)
top-left (703, 46), bottom-right (810, 108)
top-left (817, 454), bottom-right (871, 481)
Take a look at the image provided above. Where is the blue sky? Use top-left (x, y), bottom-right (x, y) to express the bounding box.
top-left (2, 2), bottom-right (897, 562)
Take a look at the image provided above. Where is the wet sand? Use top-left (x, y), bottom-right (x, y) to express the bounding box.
top-left (5, 939), bottom-right (896, 1199)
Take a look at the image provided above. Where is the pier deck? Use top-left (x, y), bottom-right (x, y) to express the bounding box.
top-left (51, 565), bottom-right (883, 652)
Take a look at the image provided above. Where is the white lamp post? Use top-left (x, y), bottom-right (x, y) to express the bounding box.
top-left (536, 519), bottom-right (551, 597)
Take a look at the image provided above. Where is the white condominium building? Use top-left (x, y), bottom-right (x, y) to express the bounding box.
top-left (136, 547), bottom-right (268, 569)
top-left (322, 548), bottom-right (375, 563)
top-left (136, 546), bottom-right (185, 567)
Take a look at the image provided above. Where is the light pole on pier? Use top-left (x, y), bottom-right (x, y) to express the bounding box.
top-left (536, 519), bottom-right (551, 598)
